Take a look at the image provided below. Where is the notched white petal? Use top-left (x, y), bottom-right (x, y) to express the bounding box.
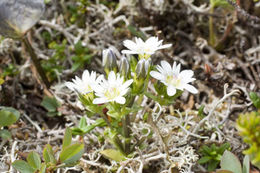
top-left (184, 84), bottom-right (198, 94)
top-left (167, 85), bottom-right (177, 96)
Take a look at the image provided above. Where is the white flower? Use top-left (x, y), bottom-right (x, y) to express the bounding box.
top-left (93, 71), bottom-right (133, 104)
top-left (150, 61), bottom-right (198, 96)
top-left (65, 70), bottom-right (103, 95)
top-left (121, 37), bottom-right (172, 59)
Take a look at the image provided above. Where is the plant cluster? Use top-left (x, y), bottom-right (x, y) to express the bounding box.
top-left (198, 143), bottom-right (230, 171)
top-left (65, 36), bottom-right (198, 163)
top-left (236, 92), bottom-right (260, 169)
top-left (12, 128), bottom-right (84, 173)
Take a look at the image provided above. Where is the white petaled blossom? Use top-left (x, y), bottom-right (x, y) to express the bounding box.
top-left (121, 37), bottom-right (172, 59)
top-left (150, 61), bottom-right (198, 96)
top-left (65, 70), bottom-right (103, 95)
top-left (93, 71), bottom-right (133, 104)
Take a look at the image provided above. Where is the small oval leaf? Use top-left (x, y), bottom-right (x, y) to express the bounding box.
top-left (0, 129), bottom-right (12, 139)
top-left (59, 143), bottom-right (84, 164)
top-left (62, 128), bottom-right (72, 149)
top-left (0, 108), bottom-right (20, 127)
top-left (39, 163), bottom-right (46, 173)
top-left (100, 149), bottom-right (126, 162)
top-left (12, 160), bottom-right (35, 173)
top-left (43, 144), bottom-right (56, 164)
top-left (27, 151), bottom-right (41, 170)
top-left (221, 150), bottom-right (242, 173)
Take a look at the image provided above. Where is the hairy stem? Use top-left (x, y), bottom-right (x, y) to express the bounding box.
top-left (22, 36), bottom-right (50, 88)
top-left (122, 114), bottom-right (131, 155)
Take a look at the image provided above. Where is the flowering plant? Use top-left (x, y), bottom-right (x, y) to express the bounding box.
top-left (66, 36), bottom-right (198, 159)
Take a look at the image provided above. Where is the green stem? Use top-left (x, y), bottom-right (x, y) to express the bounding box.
top-left (100, 112), bottom-right (113, 129)
top-left (100, 111), bottom-right (125, 155)
top-left (22, 36), bottom-right (50, 88)
top-left (112, 134), bottom-right (125, 155)
top-left (122, 114), bottom-right (130, 155)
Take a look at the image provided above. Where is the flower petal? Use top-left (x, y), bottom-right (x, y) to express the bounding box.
top-left (158, 43), bottom-right (172, 49)
top-left (82, 69), bottom-right (90, 80)
top-left (123, 40), bottom-right (137, 50)
top-left (167, 85), bottom-right (177, 96)
top-left (121, 50), bottom-right (138, 54)
top-left (161, 61), bottom-right (172, 72)
top-left (115, 97), bottom-right (126, 104)
top-left (184, 84), bottom-right (198, 94)
top-left (65, 82), bottom-right (76, 91)
top-left (93, 98), bottom-right (107, 104)
top-left (121, 79), bottom-right (133, 89)
top-left (150, 71), bottom-right (165, 81)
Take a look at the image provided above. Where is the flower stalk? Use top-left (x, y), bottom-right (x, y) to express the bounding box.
top-left (22, 36), bottom-right (50, 88)
top-left (122, 114), bottom-right (131, 155)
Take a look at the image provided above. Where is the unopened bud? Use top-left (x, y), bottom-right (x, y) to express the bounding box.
top-left (102, 48), bottom-right (118, 74)
top-left (135, 59), bottom-right (150, 79)
top-left (119, 56), bottom-right (130, 78)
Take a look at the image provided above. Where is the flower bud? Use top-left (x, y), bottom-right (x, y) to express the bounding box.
top-left (132, 59), bottom-right (151, 94)
top-left (102, 48), bottom-right (118, 74)
top-left (135, 59), bottom-right (150, 80)
top-left (119, 56), bottom-right (130, 79)
top-left (0, 0), bottom-right (45, 39)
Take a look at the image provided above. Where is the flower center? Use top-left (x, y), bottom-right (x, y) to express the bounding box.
top-left (104, 87), bottom-right (120, 100)
top-left (166, 75), bottom-right (181, 87)
top-left (139, 53), bottom-right (151, 60)
top-left (83, 84), bottom-right (92, 94)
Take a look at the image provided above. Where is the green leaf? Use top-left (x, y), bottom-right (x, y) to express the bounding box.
top-left (39, 163), bottom-right (46, 173)
top-left (202, 145), bottom-right (212, 155)
top-left (127, 25), bottom-right (147, 41)
top-left (62, 128), bottom-right (72, 149)
top-left (71, 62), bottom-right (82, 72)
top-left (220, 150), bottom-right (242, 173)
top-left (242, 155), bottom-right (250, 173)
top-left (208, 161), bottom-right (219, 171)
top-left (79, 118), bottom-right (106, 133)
top-left (218, 143), bottom-right (230, 154)
top-left (27, 151), bottom-right (41, 170)
top-left (198, 105), bottom-right (205, 118)
top-left (74, 41), bottom-right (84, 54)
top-left (198, 156), bottom-right (212, 164)
top-left (43, 144), bottom-right (56, 164)
top-left (71, 127), bottom-right (84, 135)
top-left (12, 160), bottom-right (35, 173)
top-left (79, 117), bottom-right (87, 129)
top-left (59, 143), bottom-right (84, 164)
top-left (41, 96), bottom-right (60, 112)
top-left (0, 129), bottom-right (11, 139)
top-left (250, 92), bottom-right (260, 109)
top-left (100, 149), bottom-right (126, 162)
top-left (216, 170), bottom-right (233, 173)
top-left (0, 108), bottom-right (20, 127)
top-left (0, 107), bottom-right (20, 125)
top-left (1, 107), bottom-right (20, 119)
top-left (106, 104), bottom-right (121, 119)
